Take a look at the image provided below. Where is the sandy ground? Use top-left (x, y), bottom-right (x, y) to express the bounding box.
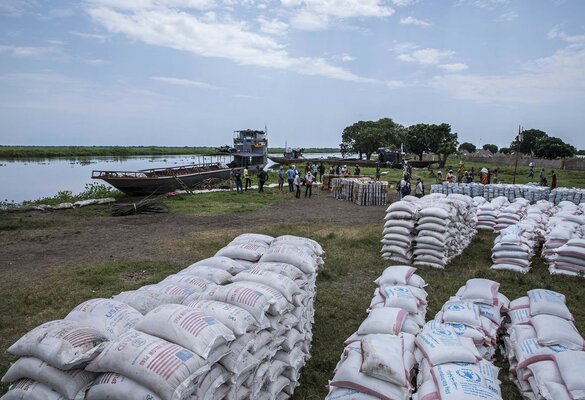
top-left (0, 190), bottom-right (387, 275)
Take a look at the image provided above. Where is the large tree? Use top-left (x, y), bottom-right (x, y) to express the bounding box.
top-left (458, 142), bottom-right (477, 153)
top-left (426, 123), bottom-right (458, 168)
top-left (340, 118), bottom-right (403, 159)
top-left (404, 123), bottom-right (430, 161)
top-left (483, 144), bottom-right (498, 154)
top-left (534, 137), bottom-right (576, 159)
top-left (510, 129), bottom-right (548, 155)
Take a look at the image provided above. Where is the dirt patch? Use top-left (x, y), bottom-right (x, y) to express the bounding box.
top-left (0, 190), bottom-right (386, 276)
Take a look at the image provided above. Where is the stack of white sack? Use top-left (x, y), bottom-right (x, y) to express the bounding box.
top-left (550, 237), bottom-right (585, 277)
top-left (331, 178), bottom-right (371, 202)
top-left (541, 201), bottom-right (585, 262)
top-left (476, 196), bottom-right (510, 231)
top-left (381, 200), bottom-right (419, 264)
top-left (412, 193), bottom-right (477, 269)
top-left (352, 180), bottom-right (389, 206)
top-left (2, 233), bottom-right (321, 400)
top-left (431, 183), bottom-right (550, 203)
top-left (503, 289), bottom-right (585, 399)
top-left (325, 266), bottom-right (428, 400)
top-left (549, 187), bottom-right (585, 205)
top-left (1, 298), bottom-right (144, 399)
top-left (490, 201), bottom-right (551, 274)
top-left (493, 198), bottom-right (529, 232)
top-left (412, 278), bottom-right (506, 400)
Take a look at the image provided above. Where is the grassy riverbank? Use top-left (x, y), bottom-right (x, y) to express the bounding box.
top-left (0, 146), bottom-right (218, 158)
top-left (0, 146), bottom-right (339, 159)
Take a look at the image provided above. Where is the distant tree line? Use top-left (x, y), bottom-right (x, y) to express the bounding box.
top-left (340, 118), bottom-right (458, 167)
top-left (456, 128), bottom-right (577, 159)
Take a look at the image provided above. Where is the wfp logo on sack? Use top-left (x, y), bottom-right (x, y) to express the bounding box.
top-left (393, 287), bottom-right (410, 293)
top-left (447, 304), bottom-right (465, 312)
top-left (450, 323), bottom-right (466, 335)
top-left (456, 368), bottom-right (481, 383)
top-left (432, 328), bottom-right (452, 337)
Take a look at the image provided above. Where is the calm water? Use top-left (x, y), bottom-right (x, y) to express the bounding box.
top-left (0, 153), bottom-right (340, 203)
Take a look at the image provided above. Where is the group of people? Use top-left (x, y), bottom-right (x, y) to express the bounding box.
top-left (285, 164), bottom-right (315, 198)
top-left (396, 173), bottom-right (425, 199)
top-left (230, 166), bottom-right (269, 193)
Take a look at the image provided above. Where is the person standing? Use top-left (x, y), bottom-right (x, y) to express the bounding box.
top-left (277, 166), bottom-right (285, 191)
top-left (528, 162), bottom-right (535, 178)
top-left (375, 162), bottom-right (381, 181)
top-left (415, 178), bottom-right (425, 198)
top-left (293, 173), bottom-right (301, 198)
top-left (354, 164), bottom-right (361, 176)
top-left (257, 168), bottom-right (267, 192)
top-left (539, 168), bottom-right (546, 186)
top-left (551, 170), bottom-right (557, 189)
top-left (312, 163), bottom-right (318, 181)
top-left (234, 169), bottom-right (243, 193)
top-left (399, 175), bottom-right (408, 199)
top-left (287, 165), bottom-right (295, 192)
top-left (243, 166), bottom-right (251, 191)
top-left (318, 163), bottom-right (325, 182)
top-left (304, 171), bottom-right (314, 198)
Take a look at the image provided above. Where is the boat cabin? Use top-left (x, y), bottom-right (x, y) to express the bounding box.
top-left (230, 129), bottom-right (268, 169)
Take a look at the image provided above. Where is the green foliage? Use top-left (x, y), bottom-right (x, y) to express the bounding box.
top-left (340, 118), bottom-right (403, 160)
top-left (16, 183), bottom-right (123, 206)
top-left (510, 129), bottom-right (548, 155)
top-left (499, 147), bottom-right (511, 154)
top-left (483, 143), bottom-right (499, 153)
top-left (403, 123), bottom-right (458, 167)
top-left (459, 142), bottom-right (477, 153)
top-left (534, 136), bottom-right (576, 159)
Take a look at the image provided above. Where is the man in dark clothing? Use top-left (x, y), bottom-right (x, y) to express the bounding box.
top-left (257, 169), bottom-right (268, 192)
top-left (234, 169), bottom-right (243, 193)
top-left (551, 170), bottom-right (557, 189)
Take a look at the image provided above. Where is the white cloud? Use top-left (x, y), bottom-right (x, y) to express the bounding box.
top-left (548, 26), bottom-right (585, 45)
top-left (390, 41), bottom-right (419, 53)
top-left (0, 45), bottom-right (61, 58)
top-left (86, 58), bottom-right (109, 64)
top-left (397, 48), bottom-right (455, 65)
top-left (70, 31), bottom-right (112, 42)
top-left (400, 16), bottom-right (430, 27)
top-left (496, 10), bottom-right (518, 22)
top-left (439, 63), bottom-right (468, 72)
top-left (289, 10), bottom-right (330, 30)
top-left (284, 0), bottom-right (394, 31)
top-left (39, 8), bottom-right (76, 19)
top-left (391, 0), bottom-right (417, 6)
top-left (87, 6), bottom-right (375, 83)
top-left (430, 29), bottom-right (585, 104)
top-left (0, 0), bottom-right (38, 17)
top-left (86, 0), bottom-right (217, 11)
top-left (340, 53), bottom-right (355, 62)
top-left (386, 80), bottom-right (407, 88)
top-left (151, 76), bottom-right (217, 89)
top-left (257, 16), bottom-right (288, 36)
top-left (232, 93), bottom-right (260, 99)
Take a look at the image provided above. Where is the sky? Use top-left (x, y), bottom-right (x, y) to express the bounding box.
top-left (0, 0), bottom-right (584, 150)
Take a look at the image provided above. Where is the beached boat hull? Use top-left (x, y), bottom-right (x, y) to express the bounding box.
top-left (92, 165), bottom-right (232, 196)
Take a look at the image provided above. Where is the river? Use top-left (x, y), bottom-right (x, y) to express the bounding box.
top-left (0, 153), bottom-right (341, 204)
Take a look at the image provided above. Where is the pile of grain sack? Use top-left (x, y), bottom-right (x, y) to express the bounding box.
top-left (503, 289), bottom-right (585, 399)
top-left (381, 193), bottom-right (477, 268)
top-left (483, 198), bottom-right (585, 276)
top-left (431, 183), bottom-right (550, 203)
top-left (413, 278), bottom-right (507, 400)
top-left (331, 178), bottom-right (388, 206)
top-left (1, 233), bottom-right (322, 400)
top-left (325, 271), bottom-right (507, 400)
top-left (325, 266), bottom-right (428, 400)
top-left (432, 183), bottom-right (585, 205)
